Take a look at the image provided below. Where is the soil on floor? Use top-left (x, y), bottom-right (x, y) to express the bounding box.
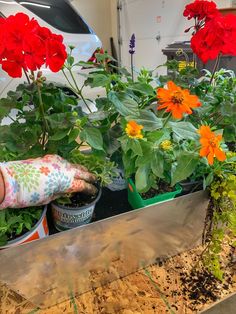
top-left (1, 245), bottom-right (236, 314)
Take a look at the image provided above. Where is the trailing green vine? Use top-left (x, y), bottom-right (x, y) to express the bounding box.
top-left (202, 152), bottom-right (236, 280)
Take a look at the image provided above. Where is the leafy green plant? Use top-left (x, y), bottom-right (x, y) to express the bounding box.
top-left (68, 150), bottom-right (117, 186)
top-left (0, 206), bottom-right (43, 245)
top-left (195, 69), bottom-right (236, 143)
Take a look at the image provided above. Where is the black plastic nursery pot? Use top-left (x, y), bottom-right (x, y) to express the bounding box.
top-left (0, 206), bottom-right (49, 249)
top-left (0, 189), bottom-right (209, 309)
top-left (180, 179), bottom-right (203, 194)
top-left (51, 188), bottom-right (102, 231)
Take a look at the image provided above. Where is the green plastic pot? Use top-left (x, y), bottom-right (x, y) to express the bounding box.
top-left (127, 178), bottom-right (182, 209)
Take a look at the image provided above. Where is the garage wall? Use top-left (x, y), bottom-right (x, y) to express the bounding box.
top-left (71, 0), bottom-right (113, 53)
top-left (70, 0), bottom-right (234, 67)
top-left (118, 0), bottom-right (233, 74)
top-left (214, 0), bottom-right (231, 7)
top-left (119, 0), bottom-right (192, 74)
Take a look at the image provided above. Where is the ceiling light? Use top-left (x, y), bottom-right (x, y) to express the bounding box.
top-left (19, 2), bottom-right (50, 8)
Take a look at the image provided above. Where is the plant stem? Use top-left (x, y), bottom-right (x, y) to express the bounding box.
top-left (36, 83), bottom-right (49, 148)
top-left (162, 112), bottom-right (172, 128)
top-left (62, 68), bottom-right (92, 113)
top-left (144, 268), bottom-right (175, 314)
top-left (131, 54), bottom-right (134, 82)
top-left (209, 54), bottom-right (221, 85)
top-left (68, 68), bottom-right (92, 113)
top-left (23, 69), bottom-right (30, 84)
top-left (62, 69), bottom-right (79, 95)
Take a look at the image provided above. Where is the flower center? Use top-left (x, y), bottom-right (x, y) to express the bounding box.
top-left (130, 129), bottom-right (138, 136)
top-left (171, 91), bottom-right (184, 104)
top-left (210, 137), bottom-right (218, 147)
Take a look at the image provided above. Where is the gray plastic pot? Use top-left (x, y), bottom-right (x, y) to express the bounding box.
top-left (51, 188), bottom-right (102, 231)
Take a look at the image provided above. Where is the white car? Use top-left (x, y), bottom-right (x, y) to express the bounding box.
top-left (0, 0), bottom-right (102, 98)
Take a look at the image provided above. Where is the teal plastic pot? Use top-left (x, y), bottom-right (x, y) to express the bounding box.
top-left (127, 178), bottom-right (182, 209)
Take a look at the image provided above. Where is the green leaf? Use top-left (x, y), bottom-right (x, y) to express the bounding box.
top-left (169, 121), bottom-right (198, 140)
top-left (88, 110), bottom-right (109, 121)
top-left (128, 83), bottom-right (155, 96)
top-left (80, 127), bottom-right (104, 151)
top-left (0, 234), bottom-right (8, 246)
top-left (108, 91), bottom-right (139, 116)
top-left (223, 125), bottom-right (236, 142)
top-left (68, 128), bottom-right (80, 144)
top-left (204, 172), bottom-right (214, 189)
top-left (171, 153), bottom-right (199, 186)
top-left (95, 97), bottom-right (112, 110)
top-left (67, 55), bottom-right (74, 67)
top-left (0, 98), bottom-right (18, 120)
top-left (95, 52), bottom-right (115, 62)
top-left (128, 110), bottom-right (163, 131)
top-left (130, 139), bottom-right (143, 157)
top-left (135, 164), bottom-right (150, 193)
top-left (89, 74), bottom-right (110, 87)
top-left (50, 129), bottom-right (69, 141)
top-left (75, 61), bottom-right (96, 68)
top-left (151, 151), bottom-right (164, 178)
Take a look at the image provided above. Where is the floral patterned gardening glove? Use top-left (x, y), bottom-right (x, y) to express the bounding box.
top-left (0, 155), bottom-right (97, 209)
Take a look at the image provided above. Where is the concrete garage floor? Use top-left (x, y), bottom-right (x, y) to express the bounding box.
top-left (1, 246), bottom-right (236, 314)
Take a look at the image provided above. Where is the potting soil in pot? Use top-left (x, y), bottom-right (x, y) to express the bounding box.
top-left (141, 180), bottom-right (174, 200)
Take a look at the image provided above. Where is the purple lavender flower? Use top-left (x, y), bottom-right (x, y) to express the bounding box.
top-left (129, 33), bottom-right (135, 55)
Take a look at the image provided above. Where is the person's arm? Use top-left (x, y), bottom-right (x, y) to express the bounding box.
top-left (0, 170), bottom-right (5, 204)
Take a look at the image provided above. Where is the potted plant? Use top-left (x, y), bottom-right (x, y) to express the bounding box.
top-left (51, 151), bottom-right (116, 231)
top-left (0, 206), bottom-right (48, 248)
top-left (0, 13), bottom-right (112, 242)
top-left (61, 34), bottom-right (229, 210)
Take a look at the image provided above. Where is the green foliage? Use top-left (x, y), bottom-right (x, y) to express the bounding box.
top-left (68, 150), bottom-right (117, 186)
top-left (191, 69), bottom-right (236, 142)
top-left (0, 207), bottom-right (43, 245)
top-left (203, 152), bottom-right (236, 280)
top-left (0, 82), bottom-right (79, 159)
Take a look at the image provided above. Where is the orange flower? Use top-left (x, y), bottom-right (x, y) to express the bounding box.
top-left (157, 81), bottom-right (201, 119)
top-left (40, 166), bottom-right (50, 175)
top-left (125, 120), bottom-right (143, 139)
top-left (199, 126), bottom-right (226, 165)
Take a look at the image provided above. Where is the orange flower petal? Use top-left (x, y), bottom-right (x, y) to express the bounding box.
top-left (200, 146), bottom-right (209, 157)
top-left (214, 147), bottom-right (226, 162)
top-left (207, 152), bottom-right (214, 165)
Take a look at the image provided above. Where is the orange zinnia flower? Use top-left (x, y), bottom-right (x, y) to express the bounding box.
top-left (199, 126), bottom-right (226, 165)
top-left (157, 81), bottom-right (201, 119)
top-left (125, 120), bottom-right (143, 139)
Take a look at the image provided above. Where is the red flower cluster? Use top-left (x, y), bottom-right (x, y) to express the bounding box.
top-left (191, 14), bottom-right (236, 63)
top-left (183, 0), bottom-right (219, 22)
top-left (0, 13), bottom-right (67, 78)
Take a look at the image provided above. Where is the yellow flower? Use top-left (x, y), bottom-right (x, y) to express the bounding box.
top-left (125, 120), bottom-right (143, 139)
top-left (160, 140), bottom-right (172, 151)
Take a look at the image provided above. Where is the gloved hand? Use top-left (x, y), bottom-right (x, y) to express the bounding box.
top-left (0, 155), bottom-right (97, 209)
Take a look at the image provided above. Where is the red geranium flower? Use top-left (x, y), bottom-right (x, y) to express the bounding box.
top-left (183, 0), bottom-right (219, 22)
top-left (0, 12), bottom-right (67, 78)
top-left (46, 38), bottom-right (67, 72)
top-left (1, 50), bottom-right (26, 78)
top-left (23, 34), bottom-right (45, 71)
top-left (191, 14), bottom-right (236, 63)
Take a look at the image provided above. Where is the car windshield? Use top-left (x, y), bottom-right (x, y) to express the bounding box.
top-left (15, 0), bottom-right (93, 34)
